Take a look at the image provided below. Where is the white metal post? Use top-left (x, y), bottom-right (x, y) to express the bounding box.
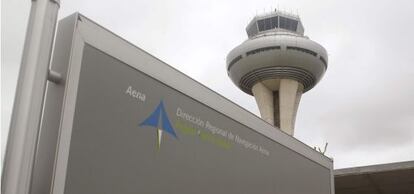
top-left (1, 0), bottom-right (60, 193)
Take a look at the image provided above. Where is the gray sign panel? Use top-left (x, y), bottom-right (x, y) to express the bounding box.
top-left (34, 13), bottom-right (334, 194)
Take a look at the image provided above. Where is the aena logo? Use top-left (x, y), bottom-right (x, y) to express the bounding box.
top-left (140, 101), bottom-right (177, 149)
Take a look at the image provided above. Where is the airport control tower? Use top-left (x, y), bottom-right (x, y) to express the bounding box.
top-left (226, 10), bottom-right (328, 136)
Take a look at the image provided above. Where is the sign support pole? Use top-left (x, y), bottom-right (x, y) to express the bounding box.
top-left (2, 0), bottom-right (60, 193)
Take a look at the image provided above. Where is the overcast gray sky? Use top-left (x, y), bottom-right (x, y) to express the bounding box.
top-left (2, 0), bottom-right (414, 169)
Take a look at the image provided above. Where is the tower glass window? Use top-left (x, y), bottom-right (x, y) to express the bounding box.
top-left (288, 19), bottom-right (298, 31)
top-left (264, 18), bottom-right (272, 30)
top-left (247, 23), bottom-right (258, 37)
top-left (258, 16), bottom-right (279, 32)
top-left (279, 16), bottom-right (298, 32)
top-left (279, 16), bottom-right (288, 30)
top-left (258, 19), bottom-right (265, 31)
top-left (257, 16), bottom-right (299, 32)
top-left (271, 16), bottom-right (278, 29)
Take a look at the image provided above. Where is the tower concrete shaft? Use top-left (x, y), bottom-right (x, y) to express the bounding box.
top-left (252, 79), bottom-right (303, 135)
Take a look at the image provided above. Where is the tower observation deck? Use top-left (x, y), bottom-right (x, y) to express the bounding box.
top-left (226, 10), bottom-right (328, 136)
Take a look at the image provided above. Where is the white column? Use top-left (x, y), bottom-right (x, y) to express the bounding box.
top-left (252, 82), bottom-right (274, 125)
top-left (279, 79), bottom-right (303, 135)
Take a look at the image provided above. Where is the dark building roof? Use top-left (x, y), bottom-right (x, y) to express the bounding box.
top-left (334, 161), bottom-right (414, 194)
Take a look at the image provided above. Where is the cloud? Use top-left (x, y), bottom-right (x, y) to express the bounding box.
top-left (2, 0), bottom-right (414, 169)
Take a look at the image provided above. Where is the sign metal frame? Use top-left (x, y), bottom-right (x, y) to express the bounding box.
top-left (36, 13), bottom-right (335, 194)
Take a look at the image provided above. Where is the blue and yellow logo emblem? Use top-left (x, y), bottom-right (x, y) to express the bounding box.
top-left (140, 101), bottom-right (177, 149)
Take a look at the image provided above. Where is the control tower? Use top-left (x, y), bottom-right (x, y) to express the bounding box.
top-left (226, 10), bottom-right (328, 136)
